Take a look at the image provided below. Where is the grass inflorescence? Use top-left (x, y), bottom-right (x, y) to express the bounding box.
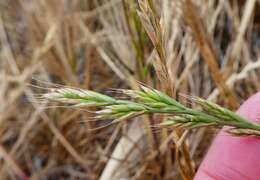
top-left (42, 85), bottom-right (260, 137)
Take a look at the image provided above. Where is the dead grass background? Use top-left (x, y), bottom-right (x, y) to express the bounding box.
top-left (0, 0), bottom-right (259, 179)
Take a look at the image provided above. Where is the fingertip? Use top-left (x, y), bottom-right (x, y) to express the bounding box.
top-left (236, 92), bottom-right (260, 123)
top-left (195, 92), bottom-right (260, 180)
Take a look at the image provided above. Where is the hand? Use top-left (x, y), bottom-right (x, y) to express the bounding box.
top-left (195, 92), bottom-right (260, 180)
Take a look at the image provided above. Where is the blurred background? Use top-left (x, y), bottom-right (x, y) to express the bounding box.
top-left (0, 0), bottom-right (259, 179)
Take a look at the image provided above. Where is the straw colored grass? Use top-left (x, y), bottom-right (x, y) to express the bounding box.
top-left (0, 0), bottom-right (259, 179)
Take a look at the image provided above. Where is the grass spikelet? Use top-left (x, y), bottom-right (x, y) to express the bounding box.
top-left (43, 87), bottom-right (117, 106)
top-left (41, 85), bottom-right (260, 137)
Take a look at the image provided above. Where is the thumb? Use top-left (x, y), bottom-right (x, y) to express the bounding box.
top-left (194, 92), bottom-right (260, 180)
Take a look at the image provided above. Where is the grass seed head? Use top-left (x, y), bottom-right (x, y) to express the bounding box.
top-left (41, 86), bottom-right (260, 137)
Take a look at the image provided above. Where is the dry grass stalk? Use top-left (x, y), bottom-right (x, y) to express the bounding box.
top-left (182, 0), bottom-right (238, 110)
top-left (223, 0), bottom-right (257, 80)
top-left (137, 1), bottom-right (196, 178)
top-left (137, 0), bottom-right (173, 95)
top-left (0, 0), bottom-right (259, 179)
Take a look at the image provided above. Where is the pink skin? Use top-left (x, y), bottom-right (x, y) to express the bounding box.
top-left (195, 92), bottom-right (260, 180)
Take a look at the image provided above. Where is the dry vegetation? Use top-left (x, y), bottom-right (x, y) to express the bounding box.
top-left (0, 0), bottom-right (259, 179)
